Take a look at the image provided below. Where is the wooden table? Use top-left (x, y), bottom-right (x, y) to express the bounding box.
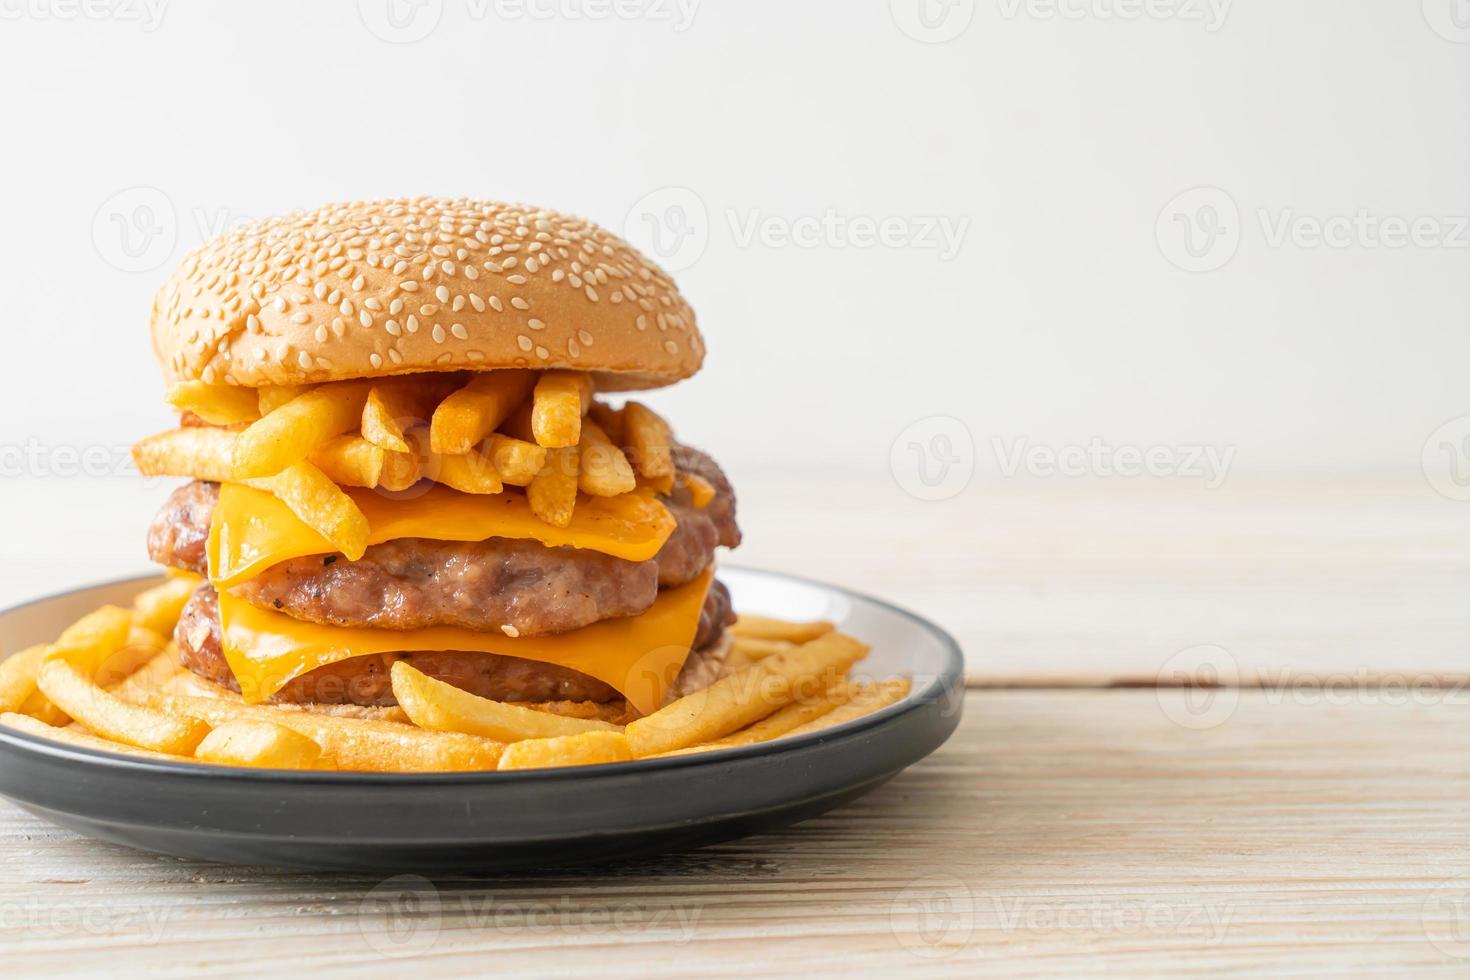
top-left (2, 474), bottom-right (1468, 975)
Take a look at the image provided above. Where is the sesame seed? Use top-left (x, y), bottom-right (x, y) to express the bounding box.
top-left (451, 323), bottom-right (468, 340)
top-left (157, 197), bottom-right (700, 386)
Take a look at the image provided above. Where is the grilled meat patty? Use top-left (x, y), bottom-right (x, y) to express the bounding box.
top-left (175, 581), bottom-right (736, 707)
top-left (146, 446), bottom-right (740, 634)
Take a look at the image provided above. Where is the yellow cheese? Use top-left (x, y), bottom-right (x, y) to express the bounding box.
top-left (218, 569), bottom-right (713, 716)
top-left (208, 482), bottom-right (675, 589)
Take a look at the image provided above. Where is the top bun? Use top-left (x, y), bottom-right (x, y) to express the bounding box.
top-left (151, 197), bottom-right (703, 390)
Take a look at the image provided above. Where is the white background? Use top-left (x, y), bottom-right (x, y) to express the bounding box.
top-left (0, 0), bottom-right (1466, 605)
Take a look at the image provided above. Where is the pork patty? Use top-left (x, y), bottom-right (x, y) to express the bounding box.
top-left (233, 538), bottom-right (659, 636)
top-left (146, 444), bottom-right (739, 632)
top-left (176, 581), bottom-right (735, 707)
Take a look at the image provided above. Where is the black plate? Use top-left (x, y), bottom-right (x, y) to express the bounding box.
top-left (0, 567), bottom-right (964, 872)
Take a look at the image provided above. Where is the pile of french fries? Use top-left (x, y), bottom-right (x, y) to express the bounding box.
top-left (0, 578), bottom-right (911, 772)
top-left (134, 370), bottom-right (707, 556)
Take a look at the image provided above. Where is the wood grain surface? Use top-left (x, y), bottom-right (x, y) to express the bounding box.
top-left (2, 690), bottom-right (1468, 977)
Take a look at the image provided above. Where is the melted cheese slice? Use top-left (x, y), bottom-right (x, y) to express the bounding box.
top-left (208, 482), bottom-right (675, 589)
top-left (218, 568), bottom-right (713, 716)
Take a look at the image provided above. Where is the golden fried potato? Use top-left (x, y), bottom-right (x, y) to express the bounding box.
top-left (392, 662), bottom-right (618, 742)
top-left (625, 631), bottom-right (869, 757)
top-left (248, 462), bottom-right (370, 559)
top-left (0, 712), bottom-right (191, 763)
top-left (194, 721), bottom-right (326, 769)
top-left (732, 616), bottom-right (835, 644)
top-left (233, 380), bottom-right (372, 478)
top-left (152, 695), bottom-right (504, 772)
top-left (622, 401), bottom-right (674, 480)
top-left (497, 730), bottom-right (633, 770)
top-left (577, 420), bottom-right (637, 497)
top-left (531, 371), bottom-right (594, 448)
top-left (430, 370), bottom-right (534, 455)
top-left (166, 382), bottom-right (261, 426)
top-left (39, 659), bottom-right (209, 755)
top-left (132, 427), bottom-right (238, 482)
top-left (487, 434), bottom-right (547, 487)
top-left (131, 576), bottom-right (200, 636)
top-left (527, 445), bottom-right (579, 527)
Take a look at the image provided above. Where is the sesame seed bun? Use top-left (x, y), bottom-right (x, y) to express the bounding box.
top-left (150, 197), bottom-right (704, 390)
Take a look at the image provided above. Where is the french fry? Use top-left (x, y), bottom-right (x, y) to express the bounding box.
top-left (132, 427), bottom-right (237, 481)
top-left (39, 660), bottom-right (209, 755)
top-left (732, 616), bottom-right (835, 644)
top-left (257, 384), bottom-right (313, 415)
top-left (587, 402), bottom-right (625, 446)
top-left (0, 645), bottom-right (50, 714)
top-left (0, 713), bottom-right (191, 763)
top-left (248, 461), bottom-right (370, 559)
top-left (499, 399), bottom-right (536, 443)
top-left (152, 695), bottom-right (503, 772)
top-left (430, 370), bottom-right (534, 455)
top-left (131, 576), bottom-right (199, 636)
top-left (487, 434), bottom-right (546, 486)
top-left (233, 380), bottom-right (372, 478)
top-left (392, 662), bottom-right (618, 742)
top-left (44, 606), bottom-right (135, 674)
top-left (362, 378), bottom-right (455, 453)
top-left (263, 700), bottom-right (411, 726)
top-left (109, 648), bottom-right (185, 704)
top-left (166, 381), bottom-right (261, 426)
top-left (732, 636), bottom-right (798, 662)
top-left (497, 731), bottom-right (633, 771)
top-left (421, 446), bottom-right (503, 495)
top-left (660, 682), bottom-right (859, 757)
top-left (687, 474), bottom-right (717, 509)
top-left (93, 626), bottom-right (167, 690)
top-left (531, 371), bottom-right (594, 448)
top-left (623, 402), bottom-right (674, 480)
top-left (309, 434), bottom-right (385, 488)
top-left (379, 449), bottom-right (422, 492)
top-left (577, 420), bottom-right (636, 497)
top-left (18, 690), bottom-right (69, 727)
top-left (625, 631), bottom-right (869, 758)
top-left (527, 445), bottom-right (579, 527)
top-left (779, 678), bottom-right (912, 738)
top-left (194, 721), bottom-right (326, 770)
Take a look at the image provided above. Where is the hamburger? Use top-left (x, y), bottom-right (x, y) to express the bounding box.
top-left (132, 197), bottom-right (741, 722)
